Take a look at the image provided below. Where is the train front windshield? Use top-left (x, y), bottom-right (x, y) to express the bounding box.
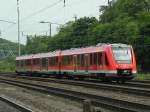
top-left (112, 47), bottom-right (132, 64)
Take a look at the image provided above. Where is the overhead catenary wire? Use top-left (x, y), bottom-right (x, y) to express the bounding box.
top-left (3, 0), bottom-right (87, 33)
top-left (21, 0), bottom-right (91, 34)
top-left (64, 0), bottom-right (66, 7)
top-left (2, 0), bottom-right (92, 33)
top-left (20, 0), bottom-right (64, 22)
top-left (0, 20), bottom-right (17, 33)
top-left (2, 0), bottom-right (64, 32)
top-left (0, 20), bottom-right (16, 24)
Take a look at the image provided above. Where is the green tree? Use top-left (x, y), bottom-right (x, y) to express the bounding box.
top-left (24, 0), bottom-right (150, 72)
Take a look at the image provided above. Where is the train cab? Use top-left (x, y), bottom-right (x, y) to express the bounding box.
top-left (109, 44), bottom-right (137, 82)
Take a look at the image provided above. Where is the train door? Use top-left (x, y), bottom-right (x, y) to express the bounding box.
top-left (93, 53), bottom-right (98, 70)
top-left (85, 54), bottom-right (88, 72)
top-left (31, 59), bottom-right (33, 72)
top-left (102, 52), bottom-right (109, 69)
top-left (102, 52), bottom-right (105, 68)
top-left (41, 58), bottom-right (48, 71)
top-left (97, 52), bottom-right (103, 70)
top-left (21, 60), bottom-right (25, 72)
top-left (73, 55), bottom-right (77, 72)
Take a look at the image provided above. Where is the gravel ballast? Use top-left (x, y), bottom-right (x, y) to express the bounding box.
top-left (0, 100), bottom-right (21, 112)
top-left (5, 77), bottom-right (150, 106)
top-left (0, 83), bottom-right (82, 112)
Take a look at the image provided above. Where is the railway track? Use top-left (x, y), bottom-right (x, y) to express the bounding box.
top-left (124, 81), bottom-right (150, 88)
top-left (83, 79), bottom-right (150, 89)
top-left (3, 75), bottom-right (150, 97)
top-left (1, 72), bottom-right (150, 87)
top-left (0, 77), bottom-right (150, 112)
top-left (130, 80), bottom-right (150, 84)
top-left (1, 73), bottom-right (150, 87)
top-left (0, 96), bottom-right (32, 112)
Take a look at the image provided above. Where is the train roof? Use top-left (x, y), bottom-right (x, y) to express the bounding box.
top-left (16, 43), bottom-right (131, 60)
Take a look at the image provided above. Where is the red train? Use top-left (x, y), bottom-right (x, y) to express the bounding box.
top-left (16, 43), bottom-right (137, 83)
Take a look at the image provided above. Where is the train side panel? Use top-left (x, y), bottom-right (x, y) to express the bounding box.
top-left (16, 44), bottom-right (137, 82)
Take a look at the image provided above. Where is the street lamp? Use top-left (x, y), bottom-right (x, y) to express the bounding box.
top-left (144, 0), bottom-right (150, 12)
top-left (17, 0), bottom-right (21, 56)
top-left (40, 21), bottom-right (62, 37)
top-left (40, 21), bottom-right (52, 37)
top-left (108, 0), bottom-right (110, 4)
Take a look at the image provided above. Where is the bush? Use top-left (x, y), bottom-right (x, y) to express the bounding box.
top-left (0, 57), bottom-right (15, 72)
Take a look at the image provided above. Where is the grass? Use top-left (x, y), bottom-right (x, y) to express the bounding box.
top-left (0, 57), bottom-right (15, 72)
top-left (134, 73), bottom-right (150, 80)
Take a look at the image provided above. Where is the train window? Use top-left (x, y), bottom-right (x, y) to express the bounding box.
top-left (24, 60), bottom-right (26, 65)
top-left (98, 52), bottom-right (102, 65)
top-left (112, 47), bottom-right (132, 64)
top-left (61, 57), bottom-right (63, 65)
top-left (93, 53), bottom-right (97, 65)
top-left (33, 59), bottom-right (36, 65)
top-left (66, 56), bottom-right (70, 65)
top-left (42, 58), bottom-right (47, 67)
top-left (33, 59), bottom-right (40, 65)
top-left (25, 60), bottom-right (27, 65)
top-left (26, 59), bottom-right (31, 66)
top-left (33, 59), bottom-right (35, 65)
top-left (36, 59), bottom-right (39, 65)
top-left (105, 53), bottom-right (109, 66)
top-left (21, 60), bottom-right (24, 67)
top-left (49, 57), bottom-right (53, 65)
top-left (51, 57), bottom-right (54, 65)
top-left (62, 56), bottom-right (72, 65)
top-left (81, 54), bottom-right (84, 66)
top-left (70, 56), bottom-right (73, 64)
top-left (19, 61), bottom-right (22, 67)
top-left (62, 56), bottom-right (67, 65)
top-left (65, 56), bottom-right (67, 65)
top-left (19, 60), bottom-right (21, 67)
top-left (77, 55), bottom-right (80, 65)
top-left (62, 56), bottom-right (65, 65)
top-left (68, 56), bottom-right (70, 65)
top-left (16, 60), bottom-right (19, 67)
top-left (66, 57), bottom-right (68, 65)
top-left (49, 57), bottom-right (58, 66)
top-left (55, 57), bottom-right (58, 65)
top-left (62, 55), bottom-right (74, 65)
top-left (90, 54), bottom-right (93, 65)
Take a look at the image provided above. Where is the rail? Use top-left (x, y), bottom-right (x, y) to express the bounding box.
top-left (0, 78), bottom-right (150, 112)
top-left (0, 96), bottom-right (32, 112)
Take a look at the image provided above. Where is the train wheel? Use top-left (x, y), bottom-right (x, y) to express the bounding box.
top-left (77, 75), bottom-right (85, 80)
top-left (120, 79), bottom-right (126, 84)
top-left (116, 79), bottom-right (120, 83)
top-left (56, 75), bottom-right (62, 79)
top-left (101, 78), bottom-right (111, 83)
top-left (68, 76), bottom-right (74, 80)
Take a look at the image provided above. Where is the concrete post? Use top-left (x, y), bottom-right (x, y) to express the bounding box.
top-left (83, 99), bottom-right (101, 112)
top-left (83, 99), bottom-right (93, 112)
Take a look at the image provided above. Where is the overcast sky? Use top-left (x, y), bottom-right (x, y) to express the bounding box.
top-left (0, 0), bottom-right (108, 44)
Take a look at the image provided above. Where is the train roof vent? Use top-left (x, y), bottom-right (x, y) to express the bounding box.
top-left (111, 43), bottom-right (130, 47)
top-left (96, 43), bottom-right (109, 47)
top-left (70, 48), bottom-right (79, 50)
